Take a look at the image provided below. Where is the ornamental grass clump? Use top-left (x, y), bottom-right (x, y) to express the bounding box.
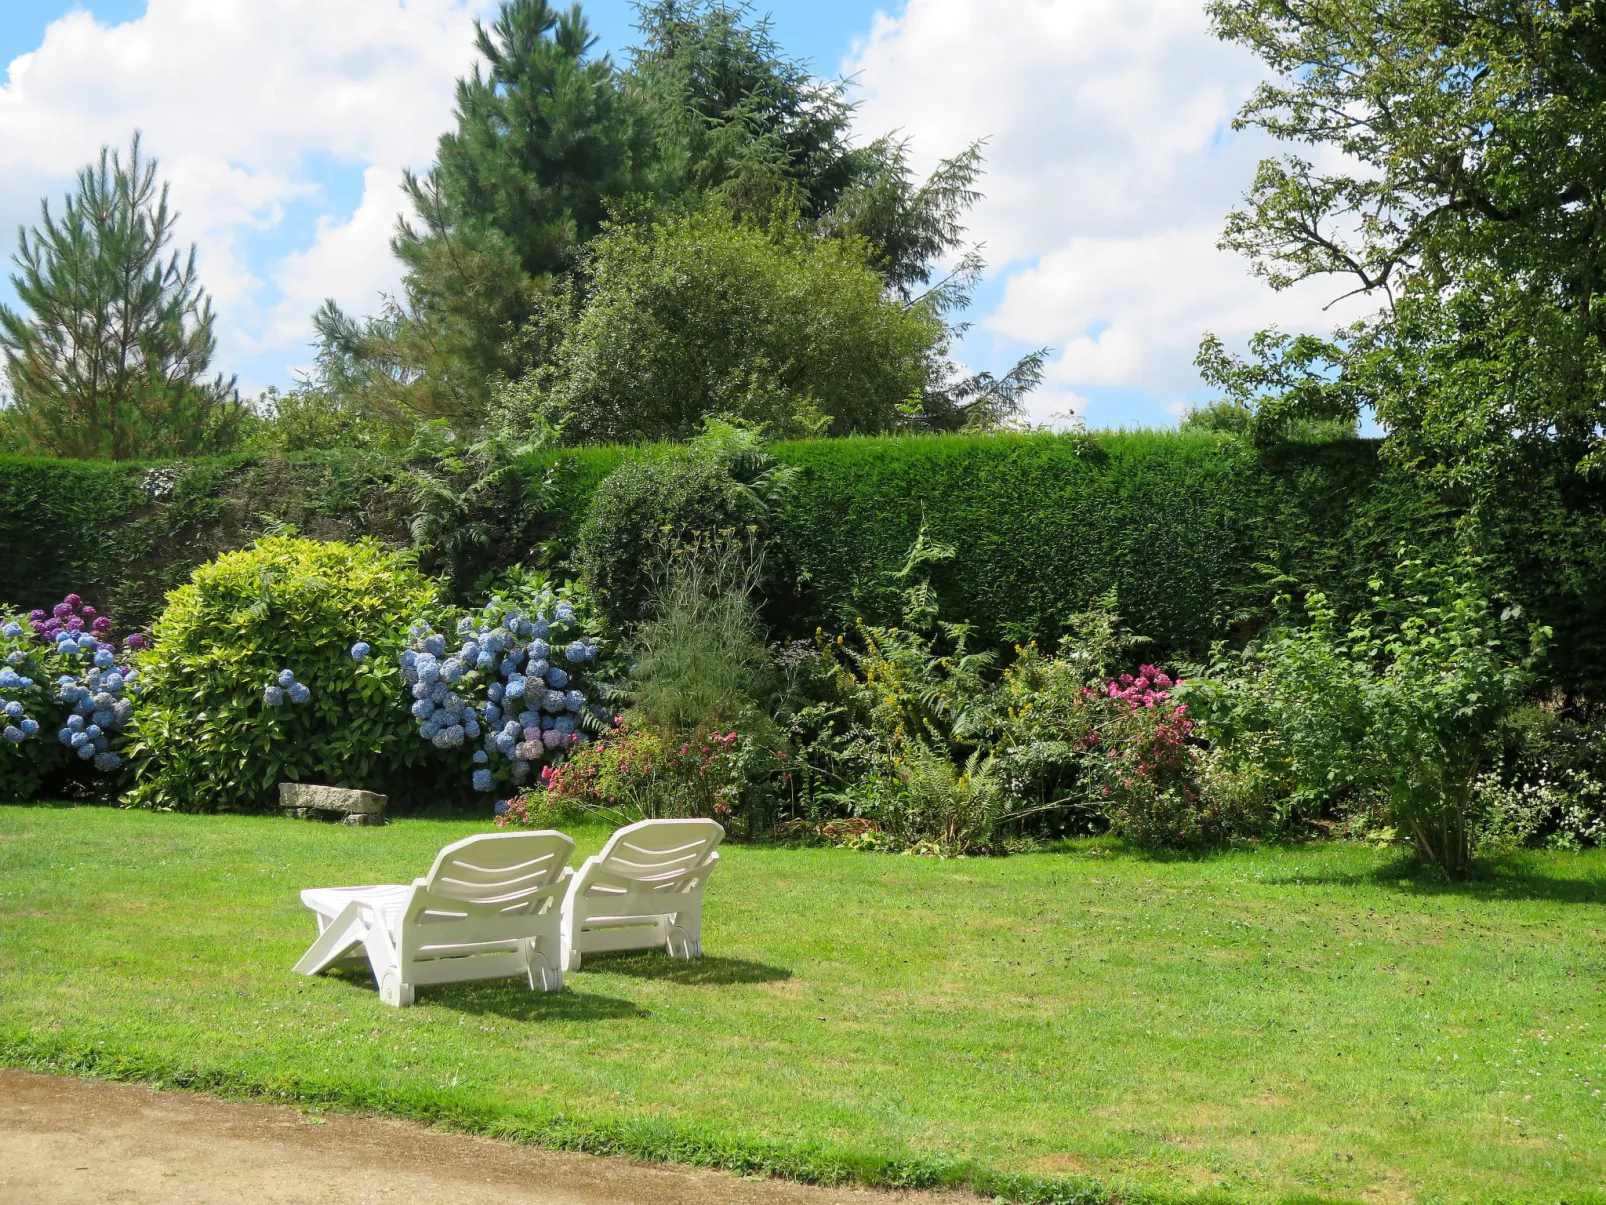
top-left (1, 594), bottom-right (143, 801)
top-left (126, 537), bottom-right (443, 812)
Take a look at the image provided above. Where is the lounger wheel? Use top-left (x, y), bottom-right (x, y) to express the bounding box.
top-left (666, 924), bottom-right (702, 960)
top-left (526, 942), bottom-right (563, 993)
top-left (379, 971), bottom-right (415, 1008)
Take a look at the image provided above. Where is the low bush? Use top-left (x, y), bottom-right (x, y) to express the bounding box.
top-left (1183, 558), bottom-right (1549, 876)
top-left (125, 537), bottom-right (445, 812)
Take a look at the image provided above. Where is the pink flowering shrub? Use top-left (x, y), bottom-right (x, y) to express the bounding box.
top-left (1083, 666), bottom-right (1221, 848)
top-left (496, 712), bottom-right (773, 830)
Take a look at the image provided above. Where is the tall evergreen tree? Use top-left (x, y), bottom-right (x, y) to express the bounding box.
top-left (0, 136), bottom-right (239, 459)
top-left (402, 0), bottom-right (644, 280)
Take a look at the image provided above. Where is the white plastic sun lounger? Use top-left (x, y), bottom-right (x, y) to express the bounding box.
top-left (292, 831), bottom-right (575, 1007)
top-left (560, 818), bottom-right (723, 970)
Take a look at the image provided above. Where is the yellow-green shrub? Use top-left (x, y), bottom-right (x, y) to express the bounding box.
top-left (126, 537), bottom-right (446, 812)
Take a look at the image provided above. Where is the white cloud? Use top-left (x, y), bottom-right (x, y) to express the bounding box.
top-left (844, 0), bottom-right (1373, 424)
top-left (0, 0), bottom-right (493, 392)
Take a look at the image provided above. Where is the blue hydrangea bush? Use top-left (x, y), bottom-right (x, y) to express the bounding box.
top-left (396, 585), bottom-right (604, 796)
top-left (0, 596), bottom-right (143, 801)
top-left (125, 537), bottom-right (447, 812)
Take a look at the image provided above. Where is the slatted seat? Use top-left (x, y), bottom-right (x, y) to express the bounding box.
top-left (560, 818), bottom-right (723, 971)
top-left (292, 831), bottom-right (574, 1007)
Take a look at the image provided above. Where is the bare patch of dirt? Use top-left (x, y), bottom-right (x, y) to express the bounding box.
top-left (0, 1069), bottom-right (974, 1205)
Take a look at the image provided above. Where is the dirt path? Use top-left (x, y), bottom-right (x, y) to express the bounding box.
top-left (0, 1070), bottom-right (970, 1205)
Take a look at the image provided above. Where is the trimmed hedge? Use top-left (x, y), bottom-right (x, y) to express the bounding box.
top-left (3, 433), bottom-right (1604, 697)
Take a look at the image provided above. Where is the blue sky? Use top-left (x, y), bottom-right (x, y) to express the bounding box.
top-left (0, 1), bottom-right (1372, 429)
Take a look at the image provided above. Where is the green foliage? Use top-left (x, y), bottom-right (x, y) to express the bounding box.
top-left (0, 136), bottom-right (242, 459)
top-left (125, 537), bottom-right (446, 813)
top-left (573, 425), bottom-right (793, 624)
top-left (7, 432), bottom-right (1606, 701)
top-left (524, 205), bottom-right (940, 442)
top-left (1185, 559), bottom-right (1550, 876)
top-left (1207, 0), bottom-right (1606, 484)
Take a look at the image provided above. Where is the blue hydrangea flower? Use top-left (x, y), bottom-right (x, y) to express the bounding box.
top-left (19, 718), bottom-right (39, 737)
top-left (526, 658), bottom-right (549, 680)
top-left (504, 675), bottom-right (526, 700)
top-left (94, 751), bottom-right (120, 772)
top-left (517, 709), bottom-right (540, 729)
top-left (546, 666), bottom-right (568, 689)
top-left (57, 727), bottom-right (72, 744)
top-left (400, 649), bottom-right (418, 668)
top-left (2, 725), bottom-right (22, 743)
top-left (104, 672), bottom-right (124, 692)
top-left (456, 617), bottom-right (476, 637)
top-left (91, 709), bottom-right (115, 730)
top-left (510, 758), bottom-right (531, 783)
top-left (473, 750), bottom-right (489, 764)
top-left (564, 689), bottom-right (585, 712)
top-left (2, 701), bottom-right (21, 718)
top-left (277, 669), bottom-right (296, 688)
top-left (85, 724), bottom-right (103, 739)
top-left (93, 650), bottom-right (115, 669)
top-left (67, 714), bottom-right (85, 732)
top-left (1, 621), bottom-right (22, 638)
top-left (288, 683), bottom-right (311, 705)
top-left (476, 651), bottom-right (495, 670)
top-left (555, 603), bottom-right (576, 624)
top-left (350, 642), bottom-right (371, 662)
top-left (440, 658), bottom-right (464, 684)
top-left (0, 670), bottom-right (17, 689)
top-left (113, 699), bottom-right (134, 725)
top-left (528, 639), bottom-right (550, 662)
top-left (541, 689), bottom-right (566, 713)
top-left (459, 641), bottom-right (479, 663)
top-left (553, 715), bottom-right (577, 735)
top-left (263, 686), bottom-right (285, 707)
top-left (423, 634), bottom-right (446, 657)
top-left (531, 618), bottom-right (550, 640)
top-left (76, 742), bottom-right (95, 759)
top-left (475, 770), bottom-right (494, 792)
top-left (463, 718), bottom-right (480, 740)
top-left (70, 730), bottom-right (90, 747)
top-left (411, 699), bottom-right (435, 719)
top-left (92, 691), bottom-right (115, 710)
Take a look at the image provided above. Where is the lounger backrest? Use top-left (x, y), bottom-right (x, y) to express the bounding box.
top-left (421, 831), bottom-right (575, 912)
top-left (594, 818), bottom-right (723, 890)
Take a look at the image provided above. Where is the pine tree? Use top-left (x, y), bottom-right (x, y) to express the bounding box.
top-left (0, 135), bottom-right (240, 459)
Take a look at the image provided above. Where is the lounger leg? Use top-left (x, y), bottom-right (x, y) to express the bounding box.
top-left (364, 917), bottom-right (414, 1008)
top-left (292, 902), bottom-right (368, 976)
top-left (666, 905), bottom-right (703, 960)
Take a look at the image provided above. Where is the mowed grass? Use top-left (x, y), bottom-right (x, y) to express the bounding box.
top-left (2, 807), bottom-right (1605, 1204)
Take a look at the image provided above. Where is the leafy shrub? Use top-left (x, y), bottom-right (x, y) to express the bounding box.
top-left (574, 424), bottom-right (794, 626)
top-left (126, 537), bottom-right (445, 812)
top-left (1184, 559), bottom-right (1548, 876)
top-left (1469, 705), bottom-right (1606, 851)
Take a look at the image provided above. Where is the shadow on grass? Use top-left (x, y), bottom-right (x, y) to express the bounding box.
top-left (320, 966), bottom-right (647, 1020)
top-left (576, 951), bottom-right (793, 986)
top-left (1257, 852), bottom-right (1606, 905)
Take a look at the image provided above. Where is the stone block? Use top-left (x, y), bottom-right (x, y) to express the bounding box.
top-left (279, 783), bottom-right (387, 823)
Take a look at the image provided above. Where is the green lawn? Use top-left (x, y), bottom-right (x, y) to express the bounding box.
top-left (2, 807), bottom-right (1604, 1204)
